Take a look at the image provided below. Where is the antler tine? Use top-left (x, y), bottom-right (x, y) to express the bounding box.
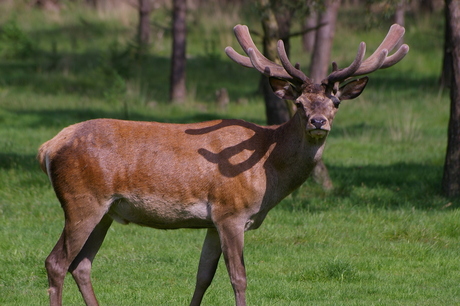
top-left (327, 42), bottom-right (366, 84)
top-left (353, 49), bottom-right (388, 76)
top-left (276, 40), bottom-right (309, 84)
top-left (234, 25), bottom-right (291, 78)
top-left (380, 43), bottom-right (410, 69)
top-left (326, 24), bottom-right (409, 84)
top-left (226, 24), bottom-right (294, 80)
top-left (354, 24), bottom-right (406, 75)
top-left (225, 46), bottom-right (253, 68)
top-left (245, 48), bottom-right (278, 77)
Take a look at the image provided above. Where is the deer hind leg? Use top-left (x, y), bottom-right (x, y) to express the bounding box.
top-left (217, 219), bottom-right (247, 306)
top-left (69, 214), bottom-right (113, 306)
top-left (190, 228), bottom-right (222, 306)
top-left (45, 197), bottom-right (109, 306)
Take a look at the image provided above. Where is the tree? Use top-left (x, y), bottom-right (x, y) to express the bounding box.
top-left (420, 0), bottom-right (437, 12)
top-left (170, 0), bottom-right (187, 103)
top-left (258, 0), bottom-right (291, 124)
top-left (393, 1), bottom-right (406, 49)
top-left (31, 0), bottom-right (60, 11)
top-left (257, 0), bottom-right (318, 123)
top-left (84, 0), bottom-right (97, 8)
top-left (440, 0), bottom-right (453, 89)
top-left (442, 0), bottom-right (460, 197)
top-left (256, 0), bottom-right (333, 190)
top-left (302, 11), bottom-right (317, 53)
top-left (122, 0), bottom-right (154, 58)
top-left (304, 0), bottom-right (342, 190)
top-left (309, 0), bottom-right (341, 83)
top-left (137, 0), bottom-right (154, 50)
top-left (394, 1), bottom-right (406, 24)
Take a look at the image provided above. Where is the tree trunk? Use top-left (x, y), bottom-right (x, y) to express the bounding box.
top-left (257, 0), bottom-right (333, 190)
top-left (138, 0), bottom-right (152, 48)
top-left (302, 12), bottom-right (318, 53)
top-left (309, 0), bottom-right (341, 83)
top-left (420, 0), bottom-right (436, 13)
top-left (442, 0), bottom-right (460, 197)
top-left (85, 0), bottom-right (97, 8)
top-left (275, 8), bottom-right (293, 58)
top-left (394, 1), bottom-right (405, 26)
top-left (394, 1), bottom-right (405, 49)
top-left (440, 2), bottom-right (453, 89)
top-left (170, 0), bottom-right (187, 103)
top-left (312, 158), bottom-right (334, 191)
top-left (306, 0), bottom-right (341, 190)
top-left (275, 5), bottom-right (298, 119)
top-left (31, 0), bottom-right (60, 11)
top-left (259, 0), bottom-right (290, 125)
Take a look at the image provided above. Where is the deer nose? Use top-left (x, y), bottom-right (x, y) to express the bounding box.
top-left (310, 118), bottom-right (326, 129)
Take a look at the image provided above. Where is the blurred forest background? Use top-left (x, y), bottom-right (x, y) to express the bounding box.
top-left (4, 1), bottom-right (460, 305)
top-left (0, 0), bottom-right (445, 107)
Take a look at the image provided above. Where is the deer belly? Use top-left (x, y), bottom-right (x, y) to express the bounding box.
top-left (107, 196), bottom-right (213, 229)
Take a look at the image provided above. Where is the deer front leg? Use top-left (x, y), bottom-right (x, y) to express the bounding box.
top-left (217, 220), bottom-right (247, 306)
top-left (190, 228), bottom-right (222, 306)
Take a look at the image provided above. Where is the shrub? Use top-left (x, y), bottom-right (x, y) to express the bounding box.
top-left (0, 20), bottom-right (36, 60)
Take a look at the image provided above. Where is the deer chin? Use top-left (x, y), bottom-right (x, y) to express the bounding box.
top-left (308, 129), bottom-right (328, 139)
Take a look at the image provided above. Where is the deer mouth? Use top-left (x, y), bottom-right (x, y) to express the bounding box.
top-left (308, 129), bottom-right (328, 139)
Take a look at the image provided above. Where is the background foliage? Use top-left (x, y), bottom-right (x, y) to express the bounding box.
top-left (0, 1), bottom-right (459, 305)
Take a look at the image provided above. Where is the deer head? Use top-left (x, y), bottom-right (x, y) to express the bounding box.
top-left (225, 24), bottom-right (409, 139)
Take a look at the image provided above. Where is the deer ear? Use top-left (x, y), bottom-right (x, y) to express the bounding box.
top-left (269, 78), bottom-right (301, 100)
top-left (337, 77), bottom-right (369, 101)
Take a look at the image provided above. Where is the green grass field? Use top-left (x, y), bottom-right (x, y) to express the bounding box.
top-left (1, 2), bottom-right (460, 305)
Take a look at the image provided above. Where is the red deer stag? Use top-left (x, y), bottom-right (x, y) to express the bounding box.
top-left (38, 24), bottom-right (409, 306)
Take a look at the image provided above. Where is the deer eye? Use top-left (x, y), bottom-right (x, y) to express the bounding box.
top-left (331, 96), bottom-right (340, 108)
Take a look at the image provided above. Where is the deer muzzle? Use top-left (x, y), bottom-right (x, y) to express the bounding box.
top-left (307, 117), bottom-right (330, 139)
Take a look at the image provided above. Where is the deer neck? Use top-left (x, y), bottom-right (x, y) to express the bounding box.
top-left (275, 109), bottom-right (327, 164)
top-left (265, 109), bottom-right (327, 198)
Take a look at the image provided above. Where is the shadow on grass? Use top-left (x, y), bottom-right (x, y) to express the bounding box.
top-left (330, 163), bottom-right (441, 190)
top-left (0, 152), bottom-right (38, 170)
top-left (367, 72), bottom-right (440, 94)
top-left (285, 162), bottom-right (455, 212)
top-left (0, 152), bottom-right (50, 189)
